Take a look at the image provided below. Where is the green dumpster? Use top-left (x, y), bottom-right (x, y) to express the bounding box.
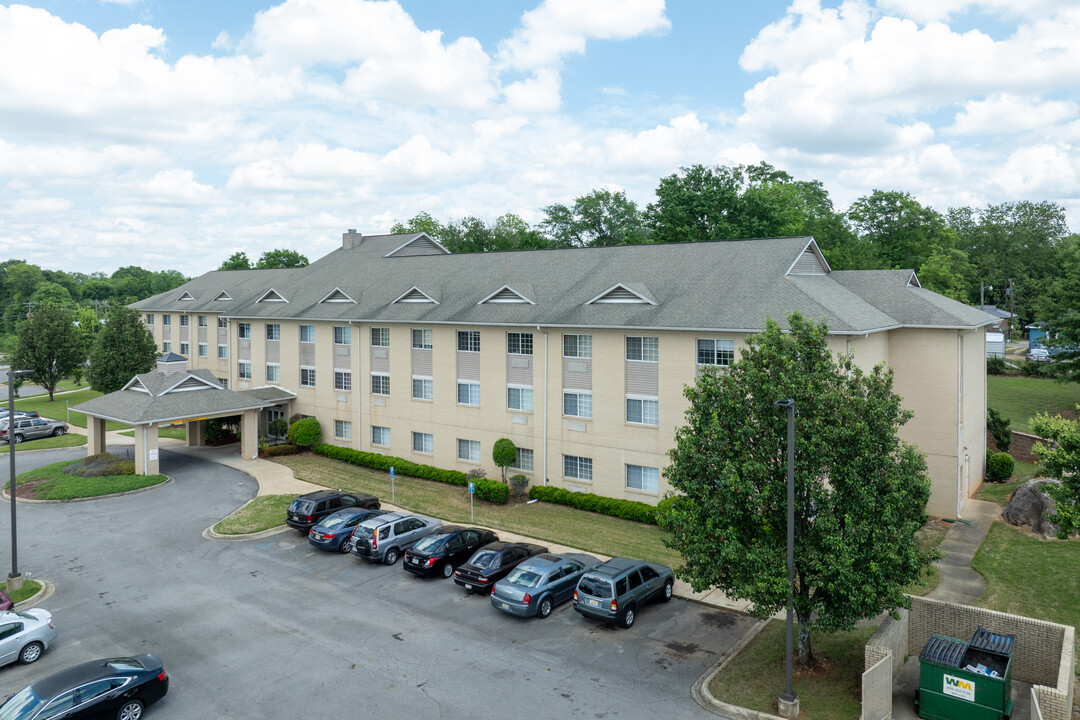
top-left (916, 627), bottom-right (1014, 720)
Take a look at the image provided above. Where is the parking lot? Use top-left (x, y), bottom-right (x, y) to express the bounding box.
top-left (0, 449), bottom-right (756, 718)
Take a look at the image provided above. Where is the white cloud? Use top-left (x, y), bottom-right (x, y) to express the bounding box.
top-left (991, 144), bottom-right (1080, 196)
top-left (212, 30), bottom-right (233, 50)
top-left (140, 169), bottom-right (215, 203)
top-left (6, 197), bottom-right (73, 214)
top-left (949, 94), bottom-right (1078, 135)
top-left (604, 114), bottom-right (711, 171)
top-left (503, 69), bottom-right (562, 113)
top-left (876, 0), bottom-right (1073, 24)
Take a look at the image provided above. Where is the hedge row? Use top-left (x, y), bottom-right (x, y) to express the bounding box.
top-left (312, 444), bottom-right (508, 504)
top-left (261, 443), bottom-right (304, 457)
top-left (528, 485), bottom-right (658, 525)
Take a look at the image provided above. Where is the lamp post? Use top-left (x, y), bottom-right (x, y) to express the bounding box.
top-left (774, 398), bottom-right (799, 718)
top-left (6, 368), bottom-right (34, 593)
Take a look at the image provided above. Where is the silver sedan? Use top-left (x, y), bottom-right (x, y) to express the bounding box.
top-left (0, 609), bottom-right (57, 666)
top-left (491, 553), bottom-right (600, 619)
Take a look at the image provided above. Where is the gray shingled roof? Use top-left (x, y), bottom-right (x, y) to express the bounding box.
top-left (132, 234), bottom-right (998, 335)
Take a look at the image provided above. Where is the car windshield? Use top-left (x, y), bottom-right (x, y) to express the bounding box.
top-left (505, 568), bottom-right (542, 588)
top-left (289, 500), bottom-right (313, 513)
top-left (469, 550), bottom-right (501, 569)
top-left (412, 535), bottom-right (445, 553)
top-left (577, 575), bottom-right (612, 598)
top-left (318, 515), bottom-right (347, 530)
top-left (0, 686), bottom-right (46, 720)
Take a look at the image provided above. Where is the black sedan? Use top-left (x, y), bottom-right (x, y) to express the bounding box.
top-left (403, 526), bottom-right (499, 578)
top-left (0, 654), bottom-right (169, 720)
top-left (454, 542), bottom-right (549, 593)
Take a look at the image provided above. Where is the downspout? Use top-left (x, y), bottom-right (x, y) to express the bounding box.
top-left (956, 328), bottom-right (978, 519)
top-left (538, 326), bottom-right (548, 486)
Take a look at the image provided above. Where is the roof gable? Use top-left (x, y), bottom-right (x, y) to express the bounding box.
top-left (213, 290), bottom-right (233, 301)
top-left (256, 288), bottom-right (289, 303)
top-left (392, 286), bottom-right (439, 304)
top-left (319, 287), bottom-right (357, 304)
top-left (384, 234), bottom-right (450, 258)
top-left (786, 240), bottom-right (831, 276)
top-left (161, 373), bottom-right (223, 395)
top-left (907, 271), bottom-right (922, 288)
top-left (176, 290), bottom-right (196, 301)
top-left (585, 283), bottom-right (657, 305)
top-left (478, 285), bottom-right (535, 305)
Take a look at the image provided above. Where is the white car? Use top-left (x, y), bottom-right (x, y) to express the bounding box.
top-left (0, 609), bottom-right (57, 666)
top-left (1028, 347), bottom-right (1052, 363)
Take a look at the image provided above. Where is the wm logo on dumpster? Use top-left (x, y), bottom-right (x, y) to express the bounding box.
top-left (943, 674), bottom-right (975, 701)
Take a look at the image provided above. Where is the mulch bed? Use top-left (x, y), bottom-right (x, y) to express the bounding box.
top-left (12, 478), bottom-right (50, 500)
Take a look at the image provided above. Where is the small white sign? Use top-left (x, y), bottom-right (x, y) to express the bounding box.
top-left (943, 674), bottom-right (975, 701)
top-left (148, 449), bottom-right (159, 461)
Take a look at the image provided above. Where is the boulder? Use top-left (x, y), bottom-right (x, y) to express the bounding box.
top-left (1002, 479), bottom-right (1061, 537)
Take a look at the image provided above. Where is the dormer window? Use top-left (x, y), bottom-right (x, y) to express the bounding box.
top-left (585, 283), bottom-right (656, 305)
top-left (392, 286), bottom-right (439, 304)
top-left (256, 288), bottom-right (288, 303)
top-left (319, 288), bottom-right (357, 304)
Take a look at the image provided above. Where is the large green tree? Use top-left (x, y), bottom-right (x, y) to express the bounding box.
top-left (660, 312), bottom-right (935, 664)
top-left (541, 189), bottom-right (648, 247)
top-left (847, 190), bottom-right (948, 271)
top-left (219, 252), bottom-right (252, 270)
top-left (11, 305), bottom-right (85, 400)
top-left (256, 249), bottom-right (309, 269)
top-left (1031, 412), bottom-right (1080, 538)
top-left (87, 304), bottom-right (160, 394)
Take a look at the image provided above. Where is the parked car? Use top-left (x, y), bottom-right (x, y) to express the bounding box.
top-left (308, 508), bottom-right (386, 553)
top-left (0, 590), bottom-right (13, 612)
top-left (491, 553), bottom-right (600, 618)
top-left (0, 417), bottom-right (67, 445)
top-left (0, 654), bottom-right (169, 720)
top-left (350, 512), bottom-right (442, 565)
top-left (403, 526), bottom-right (499, 579)
top-left (454, 542), bottom-right (549, 593)
top-left (285, 490), bottom-right (380, 534)
top-left (1028, 347), bottom-right (1052, 363)
top-left (0, 609), bottom-right (57, 667)
top-left (0, 409), bottom-right (38, 418)
top-left (573, 558), bottom-right (674, 629)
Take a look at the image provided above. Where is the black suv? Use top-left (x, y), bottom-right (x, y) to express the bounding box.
top-left (286, 490), bottom-right (380, 534)
top-left (403, 526), bottom-right (499, 579)
top-left (573, 557), bottom-right (674, 629)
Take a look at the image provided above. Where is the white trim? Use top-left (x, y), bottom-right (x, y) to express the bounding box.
top-left (392, 286), bottom-right (439, 304)
top-left (908, 271), bottom-right (922, 288)
top-left (256, 288), bottom-right (289, 303)
top-left (161, 373), bottom-right (223, 395)
top-left (784, 238), bottom-right (833, 276)
top-left (477, 285), bottom-right (536, 305)
top-left (213, 290), bottom-right (233, 301)
top-left (176, 291), bottom-right (196, 301)
top-left (383, 233), bottom-right (450, 258)
top-left (319, 287), bottom-right (357, 304)
top-left (625, 392), bottom-right (659, 401)
top-left (584, 283), bottom-right (657, 305)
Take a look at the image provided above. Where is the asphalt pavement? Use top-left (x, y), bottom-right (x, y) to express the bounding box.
top-left (0, 447), bottom-right (756, 718)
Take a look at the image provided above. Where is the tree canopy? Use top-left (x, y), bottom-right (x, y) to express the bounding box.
top-left (1031, 412), bottom-right (1080, 538)
top-left (659, 312), bottom-right (935, 663)
top-left (219, 252), bottom-right (252, 270)
top-left (87, 304), bottom-right (160, 394)
top-left (255, 249), bottom-right (309, 269)
top-left (12, 305), bottom-right (85, 401)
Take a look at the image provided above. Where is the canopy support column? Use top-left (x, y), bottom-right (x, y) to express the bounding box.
top-left (241, 410), bottom-right (258, 461)
top-left (86, 417), bottom-right (107, 456)
top-left (186, 420), bottom-right (205, 447)
top-left (134, 424), bottom-right (160, 475)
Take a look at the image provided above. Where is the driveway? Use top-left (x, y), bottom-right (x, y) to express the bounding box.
top-left (0, 448), bottom-right (755, 718)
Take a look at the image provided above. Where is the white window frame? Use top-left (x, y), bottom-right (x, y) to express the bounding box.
top-left (563, 455), bottom-right (593, 481)
top-left (238, 360), bottom-right (252, 380)
top-left (371, 425), bottom-right (390, 447)
top-left (697, 338), bottom-right (735, 367)
top-left (507, 332), bottom-right (533, 356)
top-left (179, 315), bottom-right (189, 327)
top-left (412, 432), bottom-right (433, 454)
top-left (626, 395), bottom-right (659, 426)
top-left (371, 372), bottom-right (390, 396)
top-left (217, 344), bottom-right (228, 359)
top-left (238, 322), bottom-right (251, 340)
top-left (198, 343), bottom-right (208, 358)
top-left (457, 439), bottom-right (481, 463)
top-left (507, 384), bottom-right (533, 412)
top-left (145, 313), bottom-right (154, 326)
top-left (563, 390), bottom-right (592, 418)
top-left (334, 326), bottom-right (351, 346)
top-left (371, 327), bottom-right (390, 347)
top-left (412, 376), bottom-right (433, 401)
top-left (162, 341), bottom-right (171, 353)
top-left (626, 464), bottom-right (660, 493)
top-left (217, 317), bottom-right (227, 329)
top-left (512, 448), bottom-right (534, 472)
top-left (457, 381), bottom-right (480, 406)
top-left (563, 334), bottom-right (592, 358)
top-left (198, 315), bottom-right (207, 327)
top-left (334, 369), bottom-right (352, 391)
top-left (625, 336), bottom-right (659, 362)
top-left (179, 342), bottom-right (189, 356)
top-left (457, 330), bottom-right (480, 352)
top-left (299, 325), bottom-right (315, 343)
top-left (334, 420), bottom-right (352, 441)
top-left (266, 323), bottom-right (281, 341)
top-left (266, 363), bottom-right (281, 383)
top-left (300, 367), bottom-right (316, 387)
top-left (162, 314), bottom-right (171, 326)
top-left (412, 328), bottom-right (433, 349)
top-left (219, 377), bottom-right (228, 389)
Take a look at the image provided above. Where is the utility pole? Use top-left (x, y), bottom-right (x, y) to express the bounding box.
top-left (1008, 279), bottom-right (1014, 341)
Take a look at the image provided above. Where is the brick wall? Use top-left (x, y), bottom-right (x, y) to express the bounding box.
top-left (865, 608), bottom-right (908, 680)
top-left (987, 429), bottom-right (1045, 464)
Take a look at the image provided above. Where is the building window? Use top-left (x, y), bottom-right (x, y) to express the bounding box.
top-left (507, 332), bottom-right (533, 356)
top-left (334, 370), bottom-right (352, 391)
top-left (300, 367), bottom-right (316, 387)
top-left (162, 341), bottom-right (171, 353)
top-left (371, 425), bottom-right (390, 447)
top-left (457, 330), bottom-right (480, 352)
top-left (334, 420), bottom-right (352, 441)
top-left (217, 317), bottom-right (227, 329)
top-left (266, 323), bottom-right (280, 340)
top-left (238, 360), bottom-right (252, 380)
top-left (457, 381), bottom-right (480, 406)
top-left (145, 313), bottom-right (154, 326)
top-left (179, 315), bottom-right (189, 327)
top-left (198, 343), bottom-right (208, 357)
top-left (300, 325), bottom-right (315, 343)
top-left (334, 326), bottom-right (351, 345)
top-left (371, 373), bottom-right (390, 395)
top-left (412, 376), bottom-right (433, 400)
top-left (626, 464), bottom-right (660, 493)
top-left (179, 342), bottom-right (189, 356)
top-left (698, 338), bottom-right (735, 367)
top-left (507, 385), bottom-right (533, 412)
top-left (563, 455), bottom-right (593, 481)
top-left (512, 448), bottom-right (534, 472)
top-left (457, 439), bottom-right (481, 463)
top-left (238, 322), bottom-right (251, 339)
top-left (219, 377), bottom-right (228, 389)
top-left (162, 314), bottom-right (171, 326)
top-left (267, 409), bottom-right (286, 437)
top-left (563, 334), bottom-right (592, 358)
top-left (626, 397), bottom-right (659, 426)
top-left (266, 363), bottom-right (280, 383)
top-left (563, 390), bottom-right (592, 418)
top-left (198, 315), bottom-right (207, 327)
top-left (412, 328), bottom-right (432, 349)
top-left (412, 432), bottom-right (433, 454)
top-left (371, 327), bottom-right (390, 347)
top-left (626, 336), bottom-right (659, 362)
top-left (218, 344), bottom-right (228, 359)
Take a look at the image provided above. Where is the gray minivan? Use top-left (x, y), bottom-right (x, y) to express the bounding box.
top-left (350, 512), bottom-right (442, 565)
top-left (573, 557), bottom-right (674, 629)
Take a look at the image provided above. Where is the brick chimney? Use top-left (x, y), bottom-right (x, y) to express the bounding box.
top-left (343, 229), bottom-right (362, 249)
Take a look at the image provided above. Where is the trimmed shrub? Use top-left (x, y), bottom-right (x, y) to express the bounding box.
top-left (262, 443), bottom-right (303, 457)
top-left (986, 452), bottom-right (1015, 483)
top-left (492, 438), bottom-right (516, 481)
top-left (64, 452), bottom-right (136, 477)
top-left (268, 418), bottom-right (289, 439)
top-left (528, 485), bottom-right (657, 525)
top-left (987, 408), bottom-right (1012, 452)
top-left (474, 478), bottom-right (509, 504)
top-left (508, 474), bottom-right (530, 497)
top-left (986, 356), bottom-right (1006, 375)
top-left (1020, 360), bottom-right (1044, 377)
top-left (288, 417), bottom-right (322, 447)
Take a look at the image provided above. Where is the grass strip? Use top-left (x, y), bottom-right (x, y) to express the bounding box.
top-left (9, 579), bottom-right (42, 604)
top-left (987, 375), bottom-right (1080, 434)
top-left (0, 434), bottom-right (86, 453)
top-left (214, 495), bottom-right (295, 535)
top-left (6, 460), bottom-right (167, 500)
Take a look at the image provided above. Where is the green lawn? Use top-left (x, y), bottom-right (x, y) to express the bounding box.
top-left (972, 521), bottom-right (1080, 675)
top-left (975, 458), bottom-right (1039, 507)
top-left (9, 579), bottom-right (42, 604)
top-left (6, 460), bottom-right (167, 500)
top-left (0, 434), bottom-right (86, 454)
top-left (214, 495), bottom-right (295, 534)
top-left (119, 426), bottom-right (187, 441)
top-left (907, 519), bottom-right (949, 596)
top-left (987, 375), bottom-right (1080, 433)
top-left (11, 390), bottom-right (128, 431)
top-left (709, 621), bottom-right (876, 720)
top-left (273, 455), bottom-right (681, 566)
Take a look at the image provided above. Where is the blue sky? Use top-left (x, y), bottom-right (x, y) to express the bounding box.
top-left (1, 0), bottom-right (1079, 276)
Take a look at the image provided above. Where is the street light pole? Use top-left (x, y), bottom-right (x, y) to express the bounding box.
top-left (7, 368), bottom-right (34, 592)
top-left (774, 398), bottom-right (799, 718)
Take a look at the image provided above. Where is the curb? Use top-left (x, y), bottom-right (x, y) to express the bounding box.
top-left (691, 619), bottom-right (790, 720)
top-left (203, 523), bottom-right (293, 541)
top-left (13, 579), bottom-right (55, 609)
top-left (2, 477), bottom-right (173, 504)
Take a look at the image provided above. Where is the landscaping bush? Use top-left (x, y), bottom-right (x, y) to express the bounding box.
top-left (474, 478), bottom-right (509, 504)
top-left (262, 443), bottom-right (303, 457)
top-left (268, 417), bottom-right (289, 439)
top-left (203, 418), bottom-right (226, 444)
top-left (509, 474), bottom-right (530, 497)
top-left (987, 407), bottom-right (1012, 452)
top-left (986, 356), bottom-right (1006, 375)
top-left (64, 452), bottom-right (135, 477)
top-left (528, 485), bottom-right (658, 525)
top-left (1021, 360), bottom-right (1045, 377)
top-left (986, 452), bottom-right (1015, 483)
top-left (288, 417), bottom-right (322, 447)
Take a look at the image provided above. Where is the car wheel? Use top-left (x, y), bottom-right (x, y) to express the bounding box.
top-left (537, 596), bottom-right (554, 619)
top-left (18, 642), bottom-right (43, 664)
top-left (661, 579), bottom-right (674, 602)
top-left (619, 604), bottom-right (636, 629)
top-left (338, 539), bottom-right (352, 553)
top-left (117, 699), bottom-right (144, 720)
top-left (13, 434), bottom-right (23, 444)
top-left (384, 548), bottom-right (399, 565)
top-left (441, 562), bottom-right (454, 578)
top-left (52, 426), bottom-right (66, 437)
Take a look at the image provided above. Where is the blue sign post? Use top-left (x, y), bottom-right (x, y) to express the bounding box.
top-left (468, 482), bottom-right (475, 522)
top-left (390, 466), bottom-right (395, 504)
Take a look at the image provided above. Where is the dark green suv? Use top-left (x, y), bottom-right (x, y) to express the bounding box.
top-left (572, 557), bottom-right (674, 629)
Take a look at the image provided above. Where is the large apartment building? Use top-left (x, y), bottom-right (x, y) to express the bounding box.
top-left (132, 231), bottom-right (996, 518)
